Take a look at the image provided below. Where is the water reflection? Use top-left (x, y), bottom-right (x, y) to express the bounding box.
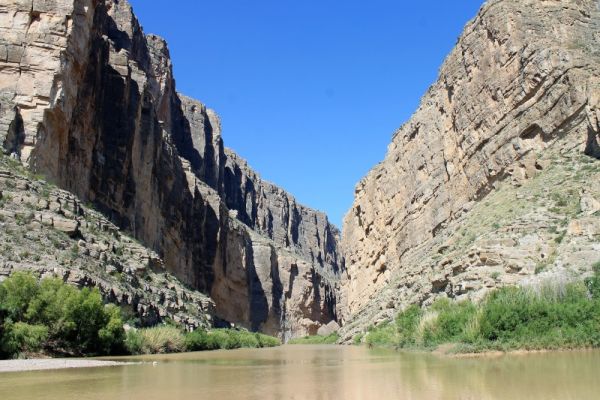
top-left (0, 346), bottom-right (598, 400)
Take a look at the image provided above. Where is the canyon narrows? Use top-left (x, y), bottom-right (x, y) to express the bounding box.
top-left (1, 0), bottom-right (600, 343)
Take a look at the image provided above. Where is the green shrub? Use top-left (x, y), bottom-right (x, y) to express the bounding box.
top-left (0, 272), bottom-right (39, 321)
top-left (288, 332), bottom-right (339, 345)
top-left (124, 330), bottom-right (144, 355)
top-left (184, 329), bottom-right (280, 351)
top-left (366, 263), bottom-right (600, 353)
top-left (135, 325), bottom-right (186, 354)
top-left (478, 283), bottom-right (600, 348)
top-left (1, 322), bottom-right (48, 356)
top-left (98, 305), bottom-right (126, 354)
top-left (184, 329), bottom-right (214, 351)
top-left (395, 305), bottom-right (422, 347)
top-left (365, 322), bottom-right (397, 348)
top-left (364, 305), bottom-right (423, 348)
top-left (256, 332), bottom-right (281, 347)
top-left (0, 273), bottom-right (125, 358)
top-left (34, 282), bottom-right (123, 354)
top-left (420, 299), bottom-right (476, 346)
top-left (585, 261), bottom-right (600, 298)
top-left (230, 330), bottom-right (260, 348)
top-left (208, 329), bottom-right (234, 349)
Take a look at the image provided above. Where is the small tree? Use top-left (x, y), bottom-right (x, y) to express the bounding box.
top-left (0, 273), bottom-right (125, 358)
top-left (0, 272), bottom-right (39, 321)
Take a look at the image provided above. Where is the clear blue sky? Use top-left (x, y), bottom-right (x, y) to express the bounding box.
top-left (129, 0), bottom-right (484, 228)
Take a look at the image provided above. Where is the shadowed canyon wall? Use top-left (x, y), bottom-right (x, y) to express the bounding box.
top-left (0, 0), bottom-right (343, 339)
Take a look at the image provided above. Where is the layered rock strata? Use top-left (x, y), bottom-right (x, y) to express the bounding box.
top-left (0, 0), bottom-right (342, 338)
top-left (342, 0), bottom-right (600, 332)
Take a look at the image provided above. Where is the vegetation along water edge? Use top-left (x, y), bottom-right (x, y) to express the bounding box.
top-left (357, 263), bottom-right (600, 354)
top-left (0, 272), bottom-right (281, 360)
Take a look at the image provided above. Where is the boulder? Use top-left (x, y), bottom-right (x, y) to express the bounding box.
top-left (317, 320), bottom-right (340, 337)
top-left (52, 217), bottom-right (80, 237)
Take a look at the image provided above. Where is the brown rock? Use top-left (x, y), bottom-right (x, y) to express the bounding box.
top-left (317, 320), bottom-right (341, 337)
top-left (52, 217), bottom-right (80, 237)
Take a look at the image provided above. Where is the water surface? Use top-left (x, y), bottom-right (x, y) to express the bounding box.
top-left (1, 345), bottom-right (599, 400)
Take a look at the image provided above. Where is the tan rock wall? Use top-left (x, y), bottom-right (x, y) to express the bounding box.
top-left (342, 0), bottom-right (600, 319)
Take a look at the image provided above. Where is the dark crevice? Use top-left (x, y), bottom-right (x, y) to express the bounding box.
top-left (408, 125), bottom-right (420, 141)
top-left (585, 125), bottom-right (600, 159)
top-left (29, 10), bottom-right (41, 25)
top-left (520, 123), bottom-right (544, 140)
top-left (2, 107), bottom-right (25, 158)
top-left (269, 246), bottom-right (283, 328)
top-left (286, 264), bottom-right (299, 299)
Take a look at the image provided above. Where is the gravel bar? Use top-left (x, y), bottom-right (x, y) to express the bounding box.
top-left (0, 359), bottom-right (129, 373)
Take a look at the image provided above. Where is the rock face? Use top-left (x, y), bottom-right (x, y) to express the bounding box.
top-left (0, 0), bottom-right (343, 339)
top-left (0, 158), bottom-right (215, 329)
top-left (341, 0), bottom-right (600, 333)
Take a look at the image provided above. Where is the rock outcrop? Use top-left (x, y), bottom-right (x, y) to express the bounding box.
top-left (0, 157), bottom-right (215, 329)
top-left (0, 0), bottom-right (343, 339)
top-left (341, 0), bottom-right (600, 335)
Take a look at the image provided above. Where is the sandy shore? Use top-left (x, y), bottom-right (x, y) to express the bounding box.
top-left (0, 358), bottom-right (129, 373)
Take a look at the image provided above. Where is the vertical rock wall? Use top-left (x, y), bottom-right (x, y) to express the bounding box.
top-left (0, 0), bottom-right (343, 338)
top-left (342, 0), bottom-right (600, 319)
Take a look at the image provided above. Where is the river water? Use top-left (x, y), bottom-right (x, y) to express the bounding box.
top-left (1, 345), bottom-right (599, 400)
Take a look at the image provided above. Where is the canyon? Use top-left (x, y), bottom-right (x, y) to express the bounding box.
top-left (1, 0), bottom-right (600, 342)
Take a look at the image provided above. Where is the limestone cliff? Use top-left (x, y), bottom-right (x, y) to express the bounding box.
top-left (341, 0), bottom-right (600, 335)
top-left (0, 0), bottom-right (342, 339)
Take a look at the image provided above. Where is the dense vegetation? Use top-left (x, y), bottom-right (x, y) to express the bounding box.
top-left (0, 272), bottom-right (280, 359)
top-left (0, 272), bottom-right (125, 358)
top-left (125, 326), bottom-right (280, 354)
top-left (362, 264), bottom-right (600, 353)
top-left (288, 332), bottom-right (340, 345)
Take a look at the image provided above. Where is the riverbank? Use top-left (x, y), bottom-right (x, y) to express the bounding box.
top-left (361, 266), bottom-right (600, 354)
top-left (0, 272), bottom-right (281, 360)
top-left (430, 343), bottom-right (599, 359)
top-left (0, 358), bottom-right (128, 373)
top-left (288, 332), bottom-right (339, 344)
top-left (438, 343), bottom-right (600, 357)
